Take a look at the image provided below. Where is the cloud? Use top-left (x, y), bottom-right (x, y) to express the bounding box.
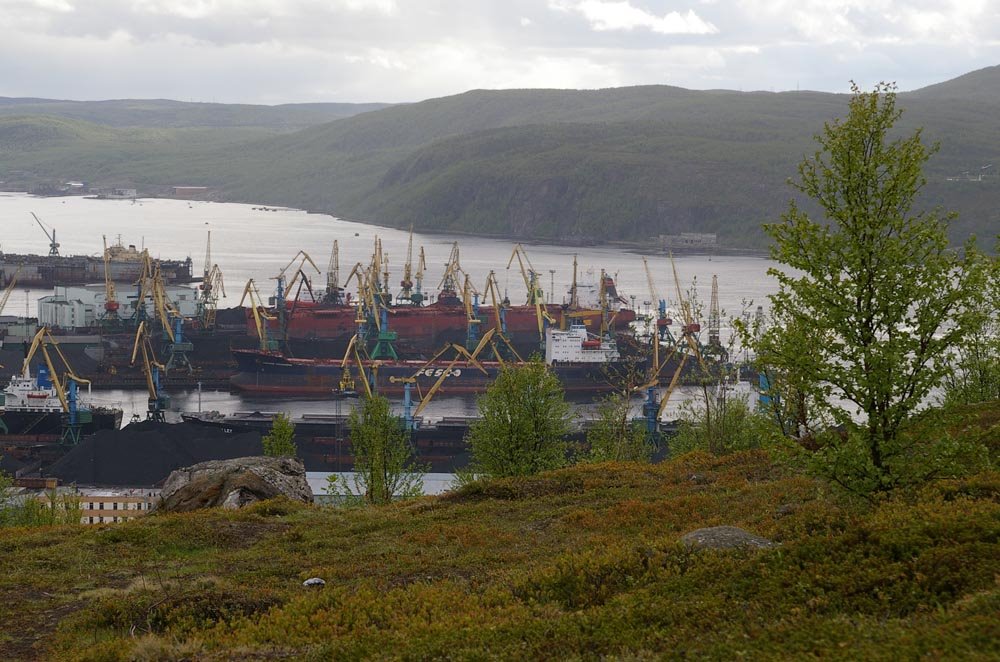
top-left (549, 0), bottom-right (718, 35)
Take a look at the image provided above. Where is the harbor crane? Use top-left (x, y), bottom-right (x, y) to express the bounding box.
top-left (100, 235), bottom-right (121, 325)
top-left (507, 243), bottom-right (554, 345)
top-left (22, 326), bottom-right (92, 444)
top-left (0, 267), bottom-right (21, 317)
top-left (240, 278), bottom-right (278, 352)
top-left (199, 264), bottom-right (226, 330)
top-left (323, 240), bottom-right (344, 305)
top-left (31, 212), bottom-right (59, 256)
top-left (412, 246), bottom-right (427, 306)
top-left (397, 227), bottom-right (415, 305)
top-left (708, 274), bottom-right (721, 349)
top-left (642, 256), bottom-right (672, 341)
top-left (130, 321), bottom-right (168, 422)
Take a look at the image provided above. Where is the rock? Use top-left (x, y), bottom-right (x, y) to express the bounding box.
top-left (775, 504), bottom-right (798, 519)
top-left (303, 577), bottom-right (326, 588)
top-left (688, 472), bottom-right (712, 485)
top-left (680, 526), bottom-right (775, 551)
top-left (157, 456), bottom-right (313, 513)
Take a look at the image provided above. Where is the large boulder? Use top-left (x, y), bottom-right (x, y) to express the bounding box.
top-left (680, 526), bottom-right (775, 551)
top-left (157, 456), bottom-right (313, 512)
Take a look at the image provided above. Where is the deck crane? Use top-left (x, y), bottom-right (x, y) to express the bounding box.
top-left (397, 227), bottom-right (415, 305)
top-left (642, 256), bottom-right (672, 340)
top-left (100, 235), bottom-right (121, 325)
top-left (130, 321), bottom-right (168, 422)
top-left (323, 240), bottom-right (344, 305)
top-left (30, 212), bottom-right (59, 256)
top-left (240, 278), bottom-right (278, 351)
top-left (21, 326), bottom-right (92, 444)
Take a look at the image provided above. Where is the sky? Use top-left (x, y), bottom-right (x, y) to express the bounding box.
top-left (1, 0), bottom-right (997, 104)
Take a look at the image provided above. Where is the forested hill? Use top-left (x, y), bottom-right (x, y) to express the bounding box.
top-left (0, 97), bottom-right (390, 131)
top-left (2, 68), bottom-right (998, 248)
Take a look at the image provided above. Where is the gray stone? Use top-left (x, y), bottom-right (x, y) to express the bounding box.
top-left (303, 577), bottom-right (326, 587)
top-left (157, 456), bottom-right (313, 513)
top-left (680, 526), bottom-right (775, 550)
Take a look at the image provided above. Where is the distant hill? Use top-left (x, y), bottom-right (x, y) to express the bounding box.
top-left (1, 68), bottom-right (998, 249)
top-left (0, 97), bottom-right (390, 132)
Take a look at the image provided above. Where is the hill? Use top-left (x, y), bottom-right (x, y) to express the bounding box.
top-left (2, 434), bottom-right (998, 659)
top-left (2, 68), bottom-right (999, 248)
top-left (0, 97), bottom-right (390, 131)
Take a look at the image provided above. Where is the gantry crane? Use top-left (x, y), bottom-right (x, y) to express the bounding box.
top-left (31, 212), bottom-right (59, 256)
top-left (130, 321), bottom-right (168, 422)
top-left (22, 326), bottom-right (92, 444)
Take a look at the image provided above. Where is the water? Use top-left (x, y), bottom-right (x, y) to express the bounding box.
top-left (1, 192), bottom-right (780, 420)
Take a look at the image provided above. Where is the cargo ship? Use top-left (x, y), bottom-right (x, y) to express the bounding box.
top-left (254, 273), bottom-right (638, 360)
top-left (0, 237), bottom-right (195, 288)
top-left (0, 367), bottom-right (123, 436)
top-left (231, 324), bottom-right (638, 398)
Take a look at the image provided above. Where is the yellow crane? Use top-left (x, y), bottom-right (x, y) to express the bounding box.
top-left (397, 227), bottom-right (415, 304)
top-left (21, 326), bottom-right (92, 442)
top-left (0, 266), bottom-right (21, 316)
top-left (412, 246), bottom-right (427, 305)
top-left (239, 278), bottom-right (276, 351)
top-left (199, 264), bottom-right (226, 330)
top-left (324, 240), bottom-right (344, 305)
top-left (130, 321), bottom-right (167, 422)
top-left (101, 235), bottom-right (120, 322)
top-left (507, 244), bottom-right (554, 343)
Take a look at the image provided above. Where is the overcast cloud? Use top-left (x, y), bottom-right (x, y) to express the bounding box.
top-left (1, 0), bottom-right (997, 103)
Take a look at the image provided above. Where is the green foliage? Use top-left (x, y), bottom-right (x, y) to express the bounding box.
top-left (586, 391), bottom-right (653, 462)
top-left (261, 412), bottom-right (297, 457)
top-left (943, 250), bottom-right (1000, 405)
top-left (756, 82), bottom-right (990, 494)
top-left (465, 360), bottom-right (572, 479)
top-left (671, 387), bottom-right (777, 456)
top-left (0, 483), bottom-right (82, 528)
top-left (332, 395), bottom-right (425, 505)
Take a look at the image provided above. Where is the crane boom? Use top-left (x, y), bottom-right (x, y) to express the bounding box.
top-left (0, 267), bottom-right (21, 315)
top-left (31, 212), bottom-right (59, 256)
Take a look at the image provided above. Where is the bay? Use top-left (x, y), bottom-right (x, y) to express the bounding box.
top-left (1, 192), bottom-right (780, 422)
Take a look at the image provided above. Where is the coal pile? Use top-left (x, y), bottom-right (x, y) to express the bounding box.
top-left (46, 420), bottom-right (263, 487)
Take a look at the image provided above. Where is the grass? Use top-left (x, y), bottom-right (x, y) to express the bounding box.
top-left (0, 402), bottom-right (997, 660)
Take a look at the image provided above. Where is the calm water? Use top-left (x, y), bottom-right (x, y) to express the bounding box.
top-left (1, 192), bottom-right (780, 421)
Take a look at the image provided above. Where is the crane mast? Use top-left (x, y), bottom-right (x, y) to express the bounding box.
top-left (324, 240), bottom-right (343, 305)
top-left (397, 226), bottom-right (415, 304)
top-left (708, 275), bottom-right (721, 347)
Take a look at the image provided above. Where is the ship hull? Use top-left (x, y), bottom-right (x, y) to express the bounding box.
top-left (0, 407), bottom-right (122, 436)
top-left (230, 349), bottom-right (630, 398)
top-left (0, 252), bottom-right (194, 288)
top-left (256, 302), bottom-right (637, 360)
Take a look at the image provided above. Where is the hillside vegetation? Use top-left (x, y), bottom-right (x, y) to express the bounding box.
top-left (2, 68), bottom-right (999, 248)
top-left (1, 400), bottom-right (998, 660)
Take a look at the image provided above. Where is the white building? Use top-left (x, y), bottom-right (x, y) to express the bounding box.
top-left (38, 284), bottom-right (200, 330)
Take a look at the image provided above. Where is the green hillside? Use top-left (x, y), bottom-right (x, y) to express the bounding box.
top-left (0, 97), bottom-right (390, 131)
top-left (2, 68), bottom-right (999, 248)
top-left (3, 439), bottom-right (999, 659)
